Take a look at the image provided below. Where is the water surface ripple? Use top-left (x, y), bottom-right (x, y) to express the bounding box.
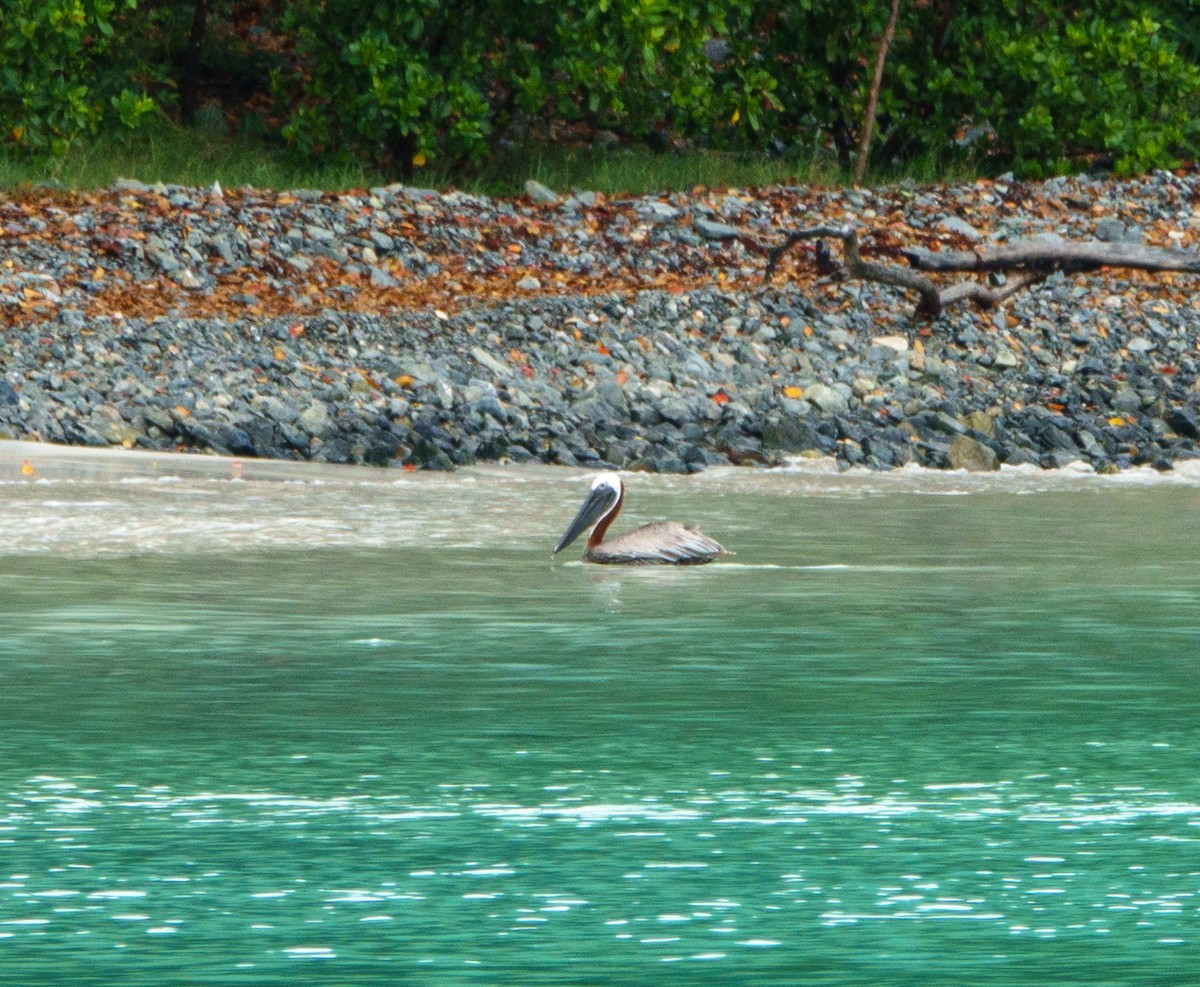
top-left (2, 451), bottom-right (1199, 984)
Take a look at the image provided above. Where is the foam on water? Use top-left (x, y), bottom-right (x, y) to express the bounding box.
top-left (5, 440), bottom-right (1200, 559)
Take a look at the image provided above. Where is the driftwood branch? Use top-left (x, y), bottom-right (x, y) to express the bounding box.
top-left (902, 240), bottom-right (1200, 274)
top-left (766, 226), bottom-right (1200, 320)
top-left (767, 225), bottom-right (946, 318)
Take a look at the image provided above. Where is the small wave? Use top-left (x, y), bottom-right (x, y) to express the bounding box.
top-left (711, 562), bottom-right (1003, 573)
top-left (707, 562), bottom-right (835, 571)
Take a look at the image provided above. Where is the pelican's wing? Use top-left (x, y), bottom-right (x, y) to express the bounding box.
top-left (588, 522), bottom-right (729, 565)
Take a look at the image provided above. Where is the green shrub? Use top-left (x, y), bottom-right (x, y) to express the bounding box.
top-left (274, 0), bottom-right (782, 173)
top-left (736, 1), bottom-right (1200, 176)
top-left (1, 0), bottom-right (154, 158)
top-left (501, 0), bottom-right (777, 144)
top-left (274, 0), bottom-right (494, 171)
top-left (981, 11), bottom-right (1200, 174)
top-left (7, 0), bottom-right (1199, 179)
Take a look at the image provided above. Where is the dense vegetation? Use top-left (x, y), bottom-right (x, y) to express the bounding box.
top-left (3, 0), bottom-right (1199, 183)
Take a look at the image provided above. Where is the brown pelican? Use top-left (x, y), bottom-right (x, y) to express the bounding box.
top-left (553, 472), bottom-right (730, 565)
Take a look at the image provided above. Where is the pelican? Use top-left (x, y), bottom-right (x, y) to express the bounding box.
top-left (553, 472), bottom-right (730, 565)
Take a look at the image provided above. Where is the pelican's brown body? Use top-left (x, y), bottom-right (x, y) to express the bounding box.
top-left (553, 473), bottom-right (729, 565)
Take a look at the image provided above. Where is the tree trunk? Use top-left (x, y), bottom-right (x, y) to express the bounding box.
top-left (180, 0), bottom-right (209, 126)
top-left (853, 0), bottom-right (901, 186)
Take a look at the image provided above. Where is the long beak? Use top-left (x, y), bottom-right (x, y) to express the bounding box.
top-left (553, 487), bottom-right (617, 554)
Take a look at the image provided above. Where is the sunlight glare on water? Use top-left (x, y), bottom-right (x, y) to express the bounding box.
top-left (1, 444), bottom-right (1199, 985)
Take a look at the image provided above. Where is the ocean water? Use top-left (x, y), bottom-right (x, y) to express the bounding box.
top-left (2, 445), bottom-right (1199, 985)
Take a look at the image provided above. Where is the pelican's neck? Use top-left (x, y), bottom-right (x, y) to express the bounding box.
top-left (586, 482), bottom-right (623, 550)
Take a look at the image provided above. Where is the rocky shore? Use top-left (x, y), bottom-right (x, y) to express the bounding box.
top-left (3, 169), bottom-right (1200, 473)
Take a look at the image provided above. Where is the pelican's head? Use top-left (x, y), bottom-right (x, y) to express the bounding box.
top-left (553, 472), bottom-right (624, 555)
top-left (590, 471), bottom-right (622, 495)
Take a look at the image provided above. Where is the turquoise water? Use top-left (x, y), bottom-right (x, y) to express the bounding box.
top-left (2, 453), bottom-right (1199, 984)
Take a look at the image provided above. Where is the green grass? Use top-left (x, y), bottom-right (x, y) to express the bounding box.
top-left (0, 117), bottom-right (381, 193)
top-left (0, 116), bottom-right (980, 198)
top-left (460, 145), bottom-right (842, 196)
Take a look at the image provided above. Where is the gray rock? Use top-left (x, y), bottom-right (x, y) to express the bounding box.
top-left (370, 266), bottom-right (401, 288)
top-left (471, 346), bottom-right (510, 377)
top-left (960, 410), bottom-right (996, 436)
top-left (992, 348), bottom-right (1020, 369)
top-left (208, 234), bottom-right (236, 265)
top-left (524, 180), bottom-right (560, 205)
top-left (762, 416), bottom-right (823, 451)
top-left (870, 335), bottom-right (908, 354)
top-left (911, 410), bottom-right (965, 437)
top-left (639, 201), bottom-right (681, 222)
top-left (592, 376), bottom-right (630, 416)
top-left (435, 379), bottom-right (455, 410)
top-left (112, 178), bottom-right (151, 193)
top-left (1167, 408), bottom-right (1200, 439)
top-left (299, 401), bottom-right (332, 436)
top-left (1094, 218), bottom-right (1126, 242)
top-left (693, 217), bottom-right (740, 240)
top-left (1112, 387), bottom-right (1142, 413)
top-left (146, 236), bottom-right (181, 272)
top-left (1, 170), bottom-right (1196, 476)
top-left (938, 216), bottom-right (984, 242)
top-left (658, 396), bottom-right (697, 426)
top-left (369, 230), bottom-right (395, 252)
top-left (947, 434), bottom-right (998, 471)
top-left (804, 383), bottom-right (849, 414)
top-left (102, 420), bottom-right (142, 446)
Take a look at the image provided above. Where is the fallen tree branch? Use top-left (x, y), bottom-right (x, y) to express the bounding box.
top-left (901, 239), bottom-right (1200, 274)
top-left (766, 224), bottom-right (943, 318)
top-left (766, 226), bottom-right (1200, 319)
top-left (936, 268), bottom-right (1049, 308)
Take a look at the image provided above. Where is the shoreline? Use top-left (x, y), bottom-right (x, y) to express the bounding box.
top-left (7, 438), bottom-right (1200, 495)
top-left (3, 171), bottom-right (1200, 474)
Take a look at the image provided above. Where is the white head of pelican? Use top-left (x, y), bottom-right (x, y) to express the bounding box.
top-left (552, 472), bottom-right (730, 565)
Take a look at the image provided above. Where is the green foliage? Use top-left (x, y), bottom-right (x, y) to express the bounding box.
top-left (726, 1), bottom-right (1200, 176)
top-left (504, 0), bottom-right (778, 143)
top-left (4, 0), bottom-right (1200, 179)
top-left (723, 2), bottom-right (893, 160)
top-left (1, 0), bottom-right (154, 158)
top-left (274, 0), bottom-right (784, 173)
top-left (274, 0), bottom-right (494, 171)
top-left (980, 10), bottom-right (1200, 175)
